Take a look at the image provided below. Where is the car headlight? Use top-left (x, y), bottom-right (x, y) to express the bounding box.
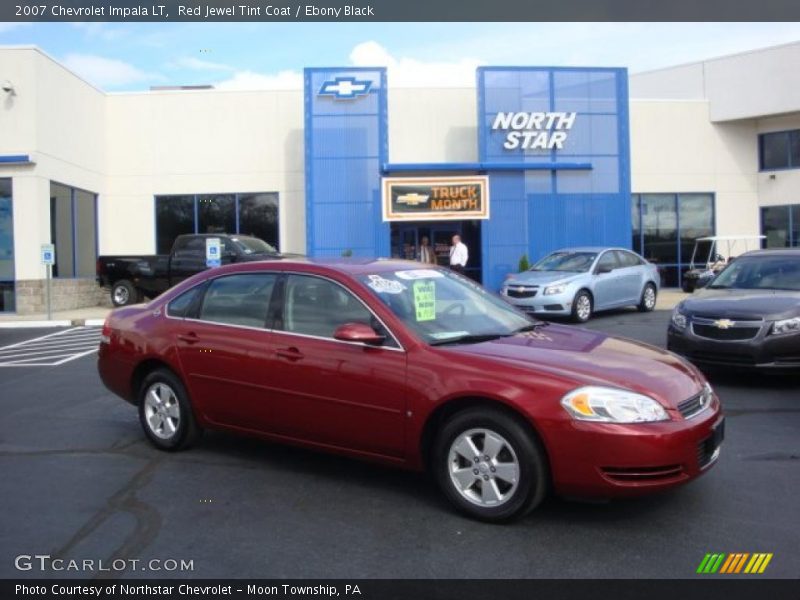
top-left (561, 386), bottom-right (669, 423)
top-left (544, 284), bottom-right (566, 296)
top-left (671, 308), bottom-right (687, 329)
top-left (771, 317), bottom-right (800, 336)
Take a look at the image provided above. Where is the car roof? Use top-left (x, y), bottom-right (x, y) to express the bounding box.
top-left (739, 248), bottom-right (800, 258)
top-left (551, 246), bottom-right (632, 253)
top-left (216, 256), bottom-right (434, 276)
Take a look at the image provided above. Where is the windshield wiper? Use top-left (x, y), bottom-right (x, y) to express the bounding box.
top-left (429, 333), bottom-right (510, 346)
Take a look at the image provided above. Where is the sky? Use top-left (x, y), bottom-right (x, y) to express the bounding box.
top-left (0, 22), bottom-right (799, 91)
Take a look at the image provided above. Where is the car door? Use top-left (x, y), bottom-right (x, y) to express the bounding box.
top-left (264, 273), bottom-right (408, 458)
top-left (169, 237), bottom-right (208, 286)
top-left (173, 272), bottom-right (279, 431)
top-left (591, 250), bottom-right (625, 310)
top-left (613, 250), bottom-right (646, 304)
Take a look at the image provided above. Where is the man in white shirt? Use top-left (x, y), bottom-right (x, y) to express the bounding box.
top-left (449, 235), bottom-right (468, 273)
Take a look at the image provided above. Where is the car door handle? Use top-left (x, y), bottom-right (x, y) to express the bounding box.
top-left (177, 332), bottom-right (199, 344)
top-left (275, 347), bottom-right (304, 361)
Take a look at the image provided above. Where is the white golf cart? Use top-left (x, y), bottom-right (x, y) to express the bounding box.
top-left (682, 235), bottom-right (766, 292)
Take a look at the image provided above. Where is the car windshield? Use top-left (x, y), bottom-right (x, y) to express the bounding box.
top-left (708, 256), bottom-right (800, 291)
top-left (230, 236), bottom-right (277, 255)
top-left (531, 251), bottom-right (597, 273)
top-left (357, 268), bottom-right (537, 345)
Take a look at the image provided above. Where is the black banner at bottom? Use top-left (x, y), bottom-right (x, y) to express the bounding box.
top-left (3, 579), bottom-right (799, 600)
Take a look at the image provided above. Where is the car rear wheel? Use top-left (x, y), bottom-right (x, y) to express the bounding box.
top-left (571, 290), bottom-right (593, 323)
top-left (638, 283), bottom-right (657, 312)
top-left (138, 369), bottom-right (202, 451)
top-left (433, 407), bottom-right (548, 522)
top-left (111, 280), bottom-right (140, 307)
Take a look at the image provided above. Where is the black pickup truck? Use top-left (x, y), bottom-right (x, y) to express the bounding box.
top-left (96, 233), bottom-right (281, 306)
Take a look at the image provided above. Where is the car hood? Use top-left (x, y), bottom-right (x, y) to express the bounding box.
top-left (682, 288), bottom-right (800, 320)
top-left (444, 324), bottom-right (704, 408)
top-left (506, 271), bottom-right (582, 286)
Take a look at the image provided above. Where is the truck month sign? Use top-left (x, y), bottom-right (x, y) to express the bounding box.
top-left (382, 176), bottom-right (490, 221)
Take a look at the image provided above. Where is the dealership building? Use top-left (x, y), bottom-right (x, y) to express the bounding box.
top-left (1, 41), bottom-right (799, 313)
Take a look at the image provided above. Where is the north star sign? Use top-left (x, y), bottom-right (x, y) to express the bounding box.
top-left (492, 111), bottom-right (577, 150)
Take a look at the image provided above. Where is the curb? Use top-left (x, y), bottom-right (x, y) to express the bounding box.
top-left (0, 318), bottom-right (106, 329)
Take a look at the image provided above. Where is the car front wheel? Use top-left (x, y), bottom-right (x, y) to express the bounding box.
top-left (138, 369), bottom-right (202, 451)
top-left (434, 408), bottom-right (548, 522)
top-left (571, 290), bottom-right (593, 323)
top-left (638, 283), bottom-right (657, 312)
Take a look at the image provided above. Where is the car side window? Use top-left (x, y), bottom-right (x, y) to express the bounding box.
top-left (280, 274), bottom-right (397, 346)
top-left (596, 252), bottom-right (619, 272)
top-left (615, 251), bottom-right (643, 268)
top-left (166, 286), bottom-right (201, 318)
top-left (197, 273), bottom-right (277, 328)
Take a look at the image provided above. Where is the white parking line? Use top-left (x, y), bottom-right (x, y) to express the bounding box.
top-left (0, 327), bottom-right (102, 367)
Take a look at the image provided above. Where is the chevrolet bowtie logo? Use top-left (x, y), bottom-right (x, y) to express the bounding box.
top-left (396, 193), bottom-right (429, 206)
top-left (318, 76), bottom-right (372, 99)
top-left (713, 319), bottom-right (735, 329)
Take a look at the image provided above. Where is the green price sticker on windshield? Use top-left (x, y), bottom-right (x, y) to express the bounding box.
top-left (413, 280), bottom-right (436, 322)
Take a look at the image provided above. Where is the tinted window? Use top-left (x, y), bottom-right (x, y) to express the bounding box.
top-left (198, 274), bottom-right (276, 328)
top-left (282, 274), bottom-right (393, 343)
top-left (167, 287), bottom-right (201, 318)
top-left (156, 196), bottom-right (194, 255)
top-left (198, 194), bottom-right (235, 235)
top-left (616, 251), bottom-right (643, 267)
top-left (532, 251), bottom-right (597, 273)
top-left (596, 252), bottom-right (618, 272)
top-left (710, 256), bottom-right (800, 291)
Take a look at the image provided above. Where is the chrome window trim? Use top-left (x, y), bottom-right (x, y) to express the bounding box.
top-left (163, 269), bottom-right (406, 352)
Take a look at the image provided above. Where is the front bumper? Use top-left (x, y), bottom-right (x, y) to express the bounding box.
top-left (667, 322), bottom-right (800, 370)
top-left (540, 398), bottom-right (724, 498)
top-left (501, 286), bottom-right (574, 316)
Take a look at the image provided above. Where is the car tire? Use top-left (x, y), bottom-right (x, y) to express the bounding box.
top-left (138, 368), bottom-right (202, 451)
top-left (433, 407), bottom-right (548, 522)
top-left (571, 290), bottom-right (593, 323)
top-left (638, 283), bottom-right (657, 312)
top-left (111, 279), bottom-right (139, 307)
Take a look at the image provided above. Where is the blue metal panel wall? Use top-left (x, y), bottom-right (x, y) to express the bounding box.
top-left (478, 67), bottom-right (631, 291)
top-left (304, 68), bottom-right (388, 257)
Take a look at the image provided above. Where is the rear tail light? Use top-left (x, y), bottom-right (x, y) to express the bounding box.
top-left (96, 259), bottom-right (104, 276)
top-left (100, 318), bottom-right (112, 345)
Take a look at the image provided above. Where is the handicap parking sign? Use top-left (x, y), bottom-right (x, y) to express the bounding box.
top-left (41, 243), bottom-right (55, 266)
top-left (206, 238), bottom-right (222, 268)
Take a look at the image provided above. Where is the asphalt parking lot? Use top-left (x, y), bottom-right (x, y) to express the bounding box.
top-left (0, 310), bottom-right (798, 579)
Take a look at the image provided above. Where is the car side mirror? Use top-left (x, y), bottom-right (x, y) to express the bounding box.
top-left (333, 322), bottom-right (385, 346)
top-left (597, 265), bottom-right (614, 274)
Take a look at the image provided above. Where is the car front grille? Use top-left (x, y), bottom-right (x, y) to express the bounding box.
top-left (690, 316), bottom-right (762, 341)
top-left (506, 286), bottom-right (538, 299)
top-left (677, 390), bottom-right (710, 419)
top-left (689, 351), bottom-right (757, 366)
top-left (601, 465), bottom-right (685, 483)
top-left (697, 420), bottom-right (725, 469)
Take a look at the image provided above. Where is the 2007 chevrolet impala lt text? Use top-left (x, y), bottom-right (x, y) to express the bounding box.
top-left (97, 259), bottom-right (724, 521)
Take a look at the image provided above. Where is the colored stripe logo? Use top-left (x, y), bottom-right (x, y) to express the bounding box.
top-left (697, 553), bottom-right (773, 574)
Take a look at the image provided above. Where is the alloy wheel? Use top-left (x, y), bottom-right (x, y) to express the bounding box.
top-left (143, 382), bottom-right (181, 440)
top-left (448, 428), bottom-right (520, 507)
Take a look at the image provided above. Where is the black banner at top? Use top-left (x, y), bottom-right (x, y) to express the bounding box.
top-left (4, 0), bottom-right (800, 22)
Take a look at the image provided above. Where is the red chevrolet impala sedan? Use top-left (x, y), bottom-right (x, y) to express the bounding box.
top-left (98, 259), bottom-right (724, 521)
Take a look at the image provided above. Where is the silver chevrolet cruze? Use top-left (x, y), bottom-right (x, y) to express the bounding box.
top-left (501, 247), bottom-right (660, 322)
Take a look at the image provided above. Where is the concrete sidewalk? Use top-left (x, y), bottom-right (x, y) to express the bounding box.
top-left (0, 289), bottom-right (689, 328)
top-left (0, 305), bottom-right (116, 328)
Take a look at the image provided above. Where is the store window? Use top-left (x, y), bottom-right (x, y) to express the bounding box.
top-left (0, 178), bottom-right (14, 312)
top-left (759, 130), bottom-right (800, 170)
top-left (49, 182), bottom-right (97, 278)
top-left (761, 204), bottom-right (799, 248)
top-left (631, 193), bottom-right (715, 287)
top-left (156, 193), bottom-right (279, 255)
